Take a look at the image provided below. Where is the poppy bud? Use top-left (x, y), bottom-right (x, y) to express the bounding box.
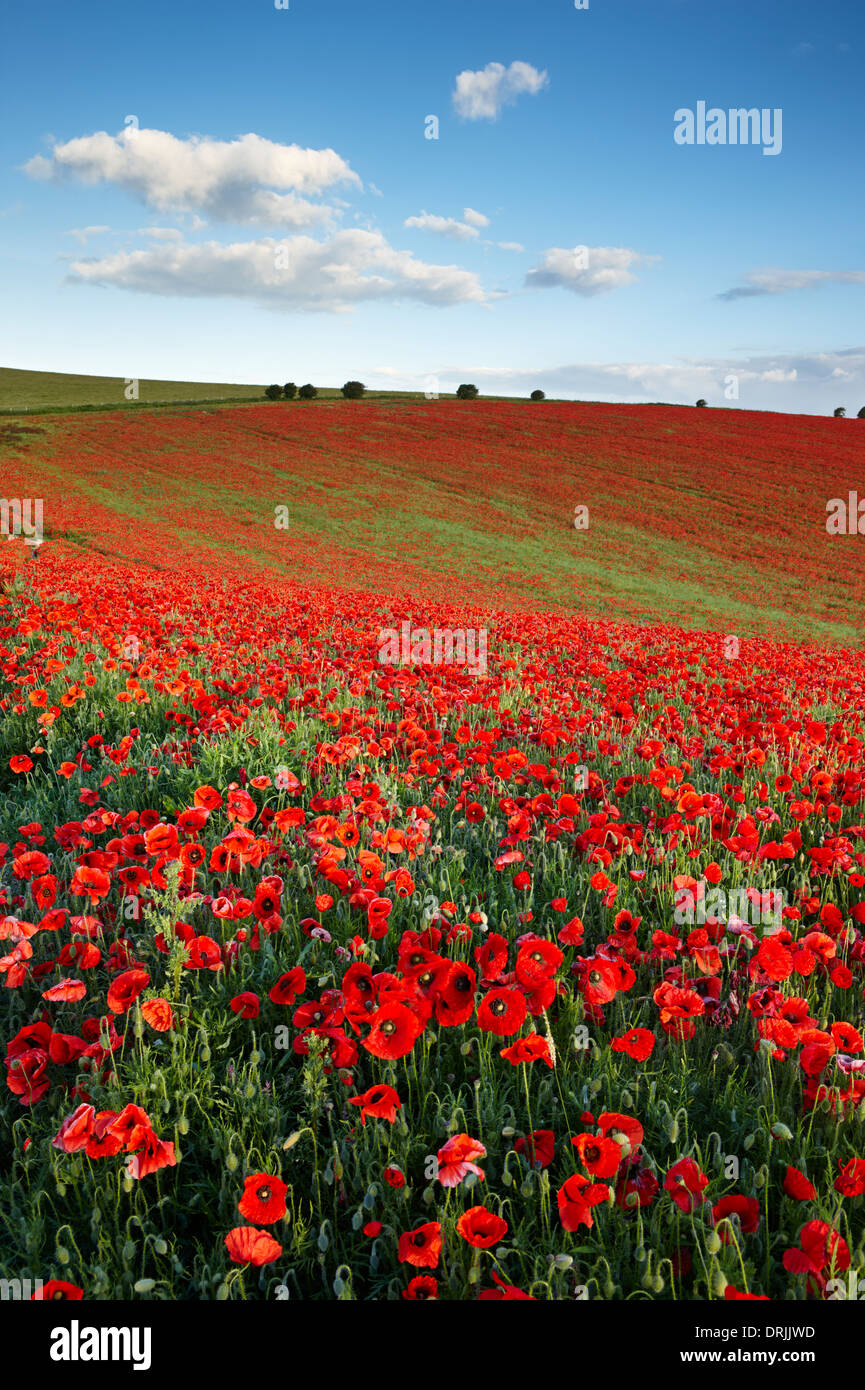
top-left (743, 1133), bottom-right (755, 1150)
top-left (705, 1231), bottom-right (722, 1254)
top-left (501, 1126), bottom-right (516, 1137)
top-left (621, 1090), bottom-right (634, 1108)
top-left (56, 1182), bottom-right (66, 1197)
top-left (668, 1117), bottom-right (679, 1143)
top-left (56, 1244), bottom-right (70, 1264)
top-left (250, 1050), bottom-right (262, 1065)
top-left (712, 1267), bottom-right (727, 1297)
top-left (283, 1131), bottom-right (301, 1150)
top-left (134, 1279), bottom-right (155, 1294)
top-left (553, 1254), bottom-right (573, 1269)
top-left (200, 1047), bottom-right (211, 1063)
top-left (754, 1164), bottom-right (768, 1188)
top-left (226, 1152), bottom-right (239, 1172)
top-left (178, 1116), bottom-right (189, 1135)
top-left (154, 1238), bottom-right (168, 1255)
top-left (770, 1122), bottom-right (793, 1141)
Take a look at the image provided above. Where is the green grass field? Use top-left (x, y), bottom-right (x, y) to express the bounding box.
top-left (0, 367), bottom-right (530, 415)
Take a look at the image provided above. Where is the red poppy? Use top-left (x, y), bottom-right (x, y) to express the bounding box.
top-left (32, 1280), bottom-right (84, 1300)
top-left (348, 1083), bottom-right (401, 1125)
top-left (107, 968), bottom-right (150, 1014)
top-left (557, 1173), bottom-right (610, 1231)
top-left (269, 967), bottom-right (306, 1006)
top-left (610, 1027), bottom-right (655, 1061)
top-left (362, 1002), bottom-right (422, 1060)
top-left (224, 1226), bottom-right (283, 1266)
top-left (229, 992), bottom-right (260, 1019)
top-left (238, 1173), bottom-right (288, 1223)
top-left (398, 1222), bottom-right (442, 1268)
top-left (402, 1275), bottom-right (438, 1300)
top-left (572, 1133), bottom-right (624, 1179)
top-left (456, 1205), bottom-right (508, 1248)
top-left (477, 988), bottom-right (527, 1037)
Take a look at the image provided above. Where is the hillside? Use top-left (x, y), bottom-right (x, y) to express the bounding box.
top-left (1, 396), bottom-right (862, 644)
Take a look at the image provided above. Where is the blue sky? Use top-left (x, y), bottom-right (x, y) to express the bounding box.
top-left (1, 0), bottom-right (863, 412)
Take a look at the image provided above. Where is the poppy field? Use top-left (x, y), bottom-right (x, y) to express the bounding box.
top-left (1, 399), bottom-right (865, 1304)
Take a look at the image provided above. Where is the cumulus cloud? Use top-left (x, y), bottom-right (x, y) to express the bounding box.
top-left (24, 128), bottom-right (360, 228)
top-left (65, 225), bottom-right (111, 245)
top-left (462, 207), bottom-right (490, 229)
top-left (404, 208), bottom-right (489, 241)
top-left (525, 245), bottom-right (654, 295)
top-left (718, 268), bottom-right (865, 301)
top-left (66, 229), bottom-right (486, 312)
top-left (453, 61), bottom-right (549, 120)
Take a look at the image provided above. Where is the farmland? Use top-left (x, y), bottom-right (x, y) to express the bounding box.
top-left (1, 397), bottom-right (864, 1303)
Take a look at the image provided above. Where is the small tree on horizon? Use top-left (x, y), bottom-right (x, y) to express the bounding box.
top-left (834, 406), bottom-right (847, 417)
top-left (456, 383), bottom-right (479, 400)
top-left (531, 389), bottom-right (545, 401)
top-left (342, 381), bottom-right (365, 399)
top-left (283, 382), bottom-right (297, 399)
top-left (298, 383), bottom-right (318, 400)
top-left (858, 407), bottom-right (865, 419)
top-left (264, 384), bottom-right (283, 400)
top-left (695, 399), bottom-right (708, 408)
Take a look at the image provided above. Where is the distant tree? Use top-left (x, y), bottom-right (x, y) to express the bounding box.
top-left (834, 406), bottom-right (847, 417)
top-left (283, 382), bottom-right (297, 399)
top-left (298, 383), bottom-right (318, 400)
top-left (530, 389), bottom-right (546, 401)
top-left (264, 384), bottom-right (283, 401)
top-left (695, 399), bottom-right (708, 408)
top-left (456, 383), bottom-right (479, 400)
top-left (858, 407), bottom-right (865, 419)
top-left (342, 380), bottom-right (365, 399)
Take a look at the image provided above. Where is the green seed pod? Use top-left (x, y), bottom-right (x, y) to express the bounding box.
top-left (621, 1090), bottom-right (634, 1109)
top-left (226, 1152), bottom-right (239, 1172)
top-left (123, 1175), bottom-right (134, 1194)
top-left (250, 1050), bottom-right (262, 1065)
top-left (200, 1047), bottom-right (211, 1063)
top-left (712, 1267), bottom-right (728, 1297)
top-left (652, 1274), bottom-right (665, 1294)
top-left (705, 1231), bottom-right (722, 1255)
top-left (56, 1182), bottom-right (66, 1197)
top-left (56, 1245), bottom-right (70, 1265)
top-left (754, 1164), bottom-right (768, 1189)
top-left (641, 1269), bottom-right (654, 1291)
top-left (178, 1116), bottom-right (189, 1136)
top-left (668, 1117), bottom-right (679, 1144)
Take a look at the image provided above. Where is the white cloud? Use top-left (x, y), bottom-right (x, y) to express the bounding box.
top-left (718, 268), bottom-right (865, 301)
top-left (453, 61), bottom-right (549, 120)
top-left (24, 128), bottom-right (361, 228)
top-left (137, 226), bottom-right (184, 241)
top-left (462, 207), bottom-right (489, 229)
top-left (498, 241), bottom-right (524, 253)
top-left (525, 245), bottom-right (654, 295)
top-left (404, 210), bottom-right (483, 241)
top-left (66, 229), bottom-right (487, 311)
top-left (368, 182), bottom-right (384, 198)
top-left (65, 225), bottom-right (111, 245)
